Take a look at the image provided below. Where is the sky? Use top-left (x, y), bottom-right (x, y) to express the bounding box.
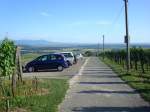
top-left (0, 0), bottom-right (149, 44)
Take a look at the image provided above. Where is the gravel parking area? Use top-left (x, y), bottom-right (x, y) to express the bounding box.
top-left (23, 58), bottom-right (85, 79)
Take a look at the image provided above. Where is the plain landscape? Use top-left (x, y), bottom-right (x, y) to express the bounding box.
top-left (0, 0), bottom-right (150, 112)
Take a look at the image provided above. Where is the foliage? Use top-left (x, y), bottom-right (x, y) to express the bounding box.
top-left (102, 47), bottom-right (150, 73)
top-left (0, 38), bottom-right (16, 77)
top-left (84, 51), bottom-right (93, 57)
top-left (0, 38), bottom-right (16, 111)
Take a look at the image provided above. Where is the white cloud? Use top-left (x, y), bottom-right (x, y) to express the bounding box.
top-left (40, 12), bottom-right (52, 17)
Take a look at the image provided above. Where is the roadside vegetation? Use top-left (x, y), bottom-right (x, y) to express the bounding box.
top-left (100, 47), bottom-right (150, 102)
top-left (0, 38), bottom-right (69, 112)
top-left (0, 78), bottom-right (68, 112)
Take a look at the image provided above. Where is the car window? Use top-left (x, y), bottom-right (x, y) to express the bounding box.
top-left (63, 53), bottom-right (73, 58)
top-left (50, 55), bottom-right (57, 60)
top-left (38, 55), bottom-right (48, 61)
top-left (63, 54), bottom-right (68, 57)
top-left (57, 55), bottom-right (63, 60)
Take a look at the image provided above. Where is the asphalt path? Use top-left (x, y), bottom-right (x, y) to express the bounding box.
top-left (59, 57), bottom-right (150, 112)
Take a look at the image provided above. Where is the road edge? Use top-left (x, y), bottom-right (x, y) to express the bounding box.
top-left (69, 57), bottom-right (89, 87)
top-left (58, 57), bottom-right (89, 112)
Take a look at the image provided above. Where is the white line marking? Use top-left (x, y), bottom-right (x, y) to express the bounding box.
top-left (69, 58), bottom-right (89, 86)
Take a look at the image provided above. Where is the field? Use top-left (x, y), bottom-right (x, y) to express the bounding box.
top-left (0, 79), bottom-right (68, 112)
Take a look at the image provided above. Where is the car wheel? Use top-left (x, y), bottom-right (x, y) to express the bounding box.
top-left (57, 65), bottom-right (63, 71)
top-left (28, 66), bottom-right (35, 72)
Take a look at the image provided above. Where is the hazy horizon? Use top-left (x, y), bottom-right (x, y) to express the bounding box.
top-left (1, 38), bottom-right (150, 45)
top-left (3, 39), bottom-right (149, 45)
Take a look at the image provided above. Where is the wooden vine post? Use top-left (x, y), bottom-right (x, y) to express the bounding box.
top-left (12, 47), bottom-right (18, 97)
top-left (17, 46), bottom-right (23, 82)
top-left (12, 46), bottom-right (23, 97)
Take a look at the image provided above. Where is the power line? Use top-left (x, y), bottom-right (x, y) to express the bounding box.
top-left (112, 5), bottom-right (124, 27)
top-left (106, 5), bottom-right (124, 35)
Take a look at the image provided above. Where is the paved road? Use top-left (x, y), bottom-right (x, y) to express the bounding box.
top-left (59, 57), bottom-right (150, 112)
top-left (23, 58), bottom-right (85, 79)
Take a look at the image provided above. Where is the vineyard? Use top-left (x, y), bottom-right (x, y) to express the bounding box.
top-left (103, 47), bottom-right (150, 74)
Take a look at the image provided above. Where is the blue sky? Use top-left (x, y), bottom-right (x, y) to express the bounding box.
top-left (0, 0), bottom-right (149, 43)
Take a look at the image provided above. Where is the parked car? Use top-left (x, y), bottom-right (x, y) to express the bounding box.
top-left (73, 54), bottom-right (78, 64)
top-left (60, 52), bottom-right (75, 66)
top-left (76, 53), bottom-right (83, 60)
top-left (25, 53), bottom-right (68, 72)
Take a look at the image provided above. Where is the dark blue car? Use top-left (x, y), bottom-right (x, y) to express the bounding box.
top-left (25, 53), bottom-right (68, 72)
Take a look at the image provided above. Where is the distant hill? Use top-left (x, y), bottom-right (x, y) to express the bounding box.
top-left (14, 40), bottom-right (76, 47)
top-left (13, 40), bottom-right (150, 49)
top-left (15, 40), bottom-right (51, 46)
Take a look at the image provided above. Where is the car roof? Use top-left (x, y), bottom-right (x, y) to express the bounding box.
top-left (61, 52), bottom-right (73, 54)
top-left (49, 53), bottom-right (63, 56)
top-left (39, 53), bottom-right (62, 57)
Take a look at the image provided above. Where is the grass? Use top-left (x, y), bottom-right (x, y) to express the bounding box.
top-left (100, 57), bottom-right (150, 102)
top-left (0, 78), bottom-right (69, 112)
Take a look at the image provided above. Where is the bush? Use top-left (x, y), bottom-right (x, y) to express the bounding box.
top-left (0, 38), bottom-right (16, 77)
top-left (84, 51), bottom-right (93, 57)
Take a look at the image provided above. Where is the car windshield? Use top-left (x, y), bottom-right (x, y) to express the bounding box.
top-left (62, 53), bottom-right (73, 58)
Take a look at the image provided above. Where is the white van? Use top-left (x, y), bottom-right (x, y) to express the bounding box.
top-left (61, 52), bottom-right (75, 65)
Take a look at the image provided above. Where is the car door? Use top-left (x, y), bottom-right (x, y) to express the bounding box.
top-left (35, 55), bottom-right (49, 70)
top-left (48, 54), bottom-right (58, 69)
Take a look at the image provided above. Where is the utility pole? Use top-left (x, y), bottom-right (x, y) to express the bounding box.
top-left (124, 0), bottom-right (130, 72)
top-left (103, 35), bottom-right (105, 60)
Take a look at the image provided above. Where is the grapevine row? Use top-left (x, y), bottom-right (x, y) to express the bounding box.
top-left (103, 47), bottom-right (150, 73)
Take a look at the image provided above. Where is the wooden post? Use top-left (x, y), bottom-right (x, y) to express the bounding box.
top-left (12, 46), bottom-right (18, 97)
top-left (17, 47), bottom-right (23, 82)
